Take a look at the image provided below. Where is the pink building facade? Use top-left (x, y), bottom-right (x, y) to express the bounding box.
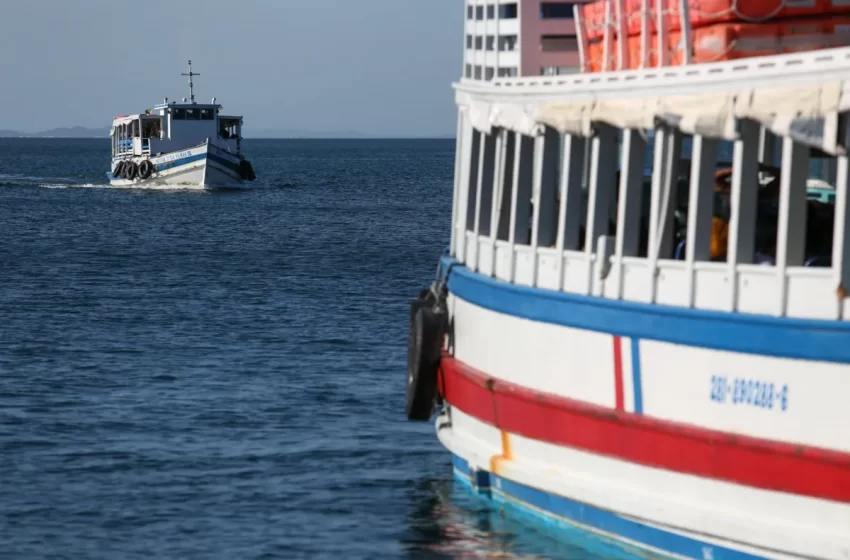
top-left (463, 0), bottom-right (591, 81)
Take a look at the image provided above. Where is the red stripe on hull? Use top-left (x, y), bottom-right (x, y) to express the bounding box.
top-left (438, 356), bottom-right (850, 503)
top-left (612, 336), bottom-right (625, 411)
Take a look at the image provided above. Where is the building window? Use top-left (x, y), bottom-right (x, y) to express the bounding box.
top-left (540, 2), bottom-right (575, 18)
top-left (498, 35), bottom-right (517, 51)
top-left (485, 67), bottom-right (495, 80)
top-left (486, 4), bottom-right (495, 19)
top-left (540, 34), bottom-right (579, 52)
top-left (466, 64), bottom-right (473, 78)
top-left (497, 67), bottom-right (518, 77)
top-left (475, 36), bottom-right (483, 50)
top-left (475, 5), bottom-right (484, 19)
top-left (499, 3), bottom-right (518, 18)
top-left (474, 65), bottom-right (483, 80)
top-left (486, 35), bottom-right (495, 51)
top-left (467, 5), bottom-right (474, 19)
top-left (466, 34), bottom-right (473, 49)
top-left (541, 66), bottom-right (581, 75)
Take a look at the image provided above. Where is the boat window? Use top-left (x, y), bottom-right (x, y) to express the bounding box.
top-left (200, 108), bottom-right (215, 120)
top-left (186, 108), bottom-right (200, 120)
top-left (142, 119), bottom-right (161, 139)
top-left (172, 108), bottom-right (186, 120)
top-left (218, 117), bottom-right (241, 139)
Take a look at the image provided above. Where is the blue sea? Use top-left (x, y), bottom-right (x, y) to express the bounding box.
top-left (0, 138), bottom-right (633, 559)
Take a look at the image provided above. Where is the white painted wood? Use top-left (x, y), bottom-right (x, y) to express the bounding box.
top-left (488, 130), bottom-right (505, 277)
top-left (585, 125), bottom-right (617, 295)
top-left (530, 134), bottom-right (545, 287)
top-left (833, 119), bottom-right (850, 320)
top-left (537, 127), bottom-right (561, 249)
top-left (494, 241), bottom-right (512, 281)
top-left (775, 137), bottom-right (810, 316)
top-left (536, 248), bottom-right (561, 291)
top-left (615, 130), bottom-right (647, 300)
top-left (496, 131), bottom-right (515, 242)
top-left (758, 127), bottom-right (778, 166)
top-left (450, 107), bottom-right (464, 256)
top-left (456, 120), bottom-right (476, 264)
top-left (508, 132), bottom-right (522, 282)
top-left (726, 119), bottom-right (761, 311)
top-left (556, 133), bottom-right (586, 292)
top-left (685, 135), bottom-right (718, 307)
top-left (472, 133), bottom-right (487, 271)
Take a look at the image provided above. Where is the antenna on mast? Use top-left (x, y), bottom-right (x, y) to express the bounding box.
top-left (181, 60), bottom-right (199, 104)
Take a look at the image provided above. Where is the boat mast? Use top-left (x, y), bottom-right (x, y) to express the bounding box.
top-left (181, 60), bottom-right (199, 104)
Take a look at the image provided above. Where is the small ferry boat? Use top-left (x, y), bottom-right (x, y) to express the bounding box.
top-left (405, 1), bottom-right (850, 558)
top-left (107, 61), bottom-right (256, 188)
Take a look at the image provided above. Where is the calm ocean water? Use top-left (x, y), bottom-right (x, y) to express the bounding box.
top-left (0, 138), bottom-right (632, 559)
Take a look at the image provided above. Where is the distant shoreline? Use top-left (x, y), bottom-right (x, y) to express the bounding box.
top-left (0, 135), bottom-right (456, 140)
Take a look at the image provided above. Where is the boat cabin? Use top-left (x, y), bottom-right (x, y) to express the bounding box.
top-left (110, 99), bottom-right (243, 159)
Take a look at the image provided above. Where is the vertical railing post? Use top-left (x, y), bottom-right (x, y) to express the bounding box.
top-left (472, 132), bottom-right (487, 271)
top-left (685, 135), bottom-right (718, 307)
top-left (530, 133), bottom-right (546, 287)
top-left (726, 119), bottom-right (761, 312)
top-left (615, 129), bottom-right (648, 299)
top-left (832, 116), bottom-right (850, 320)
top-left (556, 133), bottom-right (588, 292)
top-left (585, 124), bottom-right (618, 295)
top-left (450, 108), bottom-right (465, 256)
top-left (508, 133), bottom-right (522, 282)
top-left (489, 129), bottom-right (506, 276)
top-left (775, 136), bottom-right (810, 317)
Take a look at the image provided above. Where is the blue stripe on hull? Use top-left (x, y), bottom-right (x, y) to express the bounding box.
top-left (451, 454), bottom-right (765, 560)
top-left (152, 151), bottom-right (241, 175)
top-left (440, 255), bottom-right (850, 363)
top-left (154, 153), bottom-right (206, 173)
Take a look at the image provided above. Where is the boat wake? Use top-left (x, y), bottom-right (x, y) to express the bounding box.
top-left (1, 173), bottom-right (275, 192)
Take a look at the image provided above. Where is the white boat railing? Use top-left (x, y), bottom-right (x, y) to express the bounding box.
top-left (448, 50), bottom-right (850, 321)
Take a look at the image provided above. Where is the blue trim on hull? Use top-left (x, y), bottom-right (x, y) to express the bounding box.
top-left (451, 454), bottom-right (766, 560)
top-left (155, 153), bottom-right (206, 173)
top-left (440, 255), bottom-right (850, 363)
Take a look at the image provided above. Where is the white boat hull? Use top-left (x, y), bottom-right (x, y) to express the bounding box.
top-left (433, 257), bottom-right (850, 560)
top-left (107, 141), bottom-right (248, 189)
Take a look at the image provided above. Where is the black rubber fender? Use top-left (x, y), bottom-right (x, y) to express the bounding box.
top-left (123, 161), bottom-right (137, 180)
top-left (138, 159), bottom-right (154, 180)
top-left (113, 161), bottom-right (125, 177)
top-left (406, 305), bottom-right (445, 421)
top-left (408, 288), bottom-right (434, 335)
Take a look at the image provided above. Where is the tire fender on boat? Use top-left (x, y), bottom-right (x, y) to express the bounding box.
top-left (123, 161), bottom-right (137, 180)
top-left (113, 161), bottom-right (125, 177)
top-left (138, 159), bottom-right (154, 180)
top-left (406, 294), bottom-right (446, 421)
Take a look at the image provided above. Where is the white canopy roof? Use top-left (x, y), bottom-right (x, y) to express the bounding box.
top-left (466, 81), bottom-right (849, 155)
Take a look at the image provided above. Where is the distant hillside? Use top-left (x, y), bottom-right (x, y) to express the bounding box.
top-left (0, 126), bottom-right (453, 139)
top-left (0, 126), bottom-right (109, 138)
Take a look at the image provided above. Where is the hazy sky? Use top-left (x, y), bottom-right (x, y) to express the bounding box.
top-left (0, 0), bottom-right (462, 136)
